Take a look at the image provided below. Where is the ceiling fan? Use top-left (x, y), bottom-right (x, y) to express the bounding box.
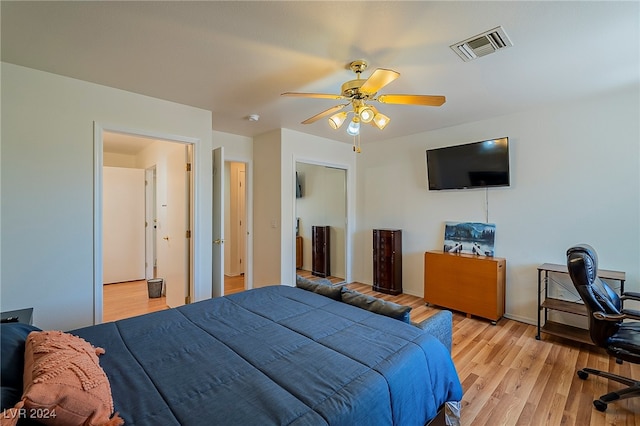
top-left (281, 60), bottom-right (445, 150)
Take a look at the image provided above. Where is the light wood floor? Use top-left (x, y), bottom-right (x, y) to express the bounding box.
top-left (346, 283), bottom-right (639, 426)
top-left (103, 280), bottom-right (169, 322)
top-left (104, 280), bottom-right (639, 424)
top-left (296, 269), bottom-right (345, 285)
top-left (103, 275), bottom-right (245, 322)
top-left (224, 274), bottom-right (245, 295)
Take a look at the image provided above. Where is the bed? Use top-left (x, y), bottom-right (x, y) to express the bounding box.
top-left (2, 285), bottom-right (462, 426)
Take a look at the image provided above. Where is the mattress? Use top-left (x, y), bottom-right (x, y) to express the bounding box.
top-left (73, 285), bottom-right (462, 425)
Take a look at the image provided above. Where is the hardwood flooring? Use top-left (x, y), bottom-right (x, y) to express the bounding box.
top-left (104, 278), bottom-right (639, 424)
top-left (346, 283), bottom-right (639, 426)
top-left (103, 275), bottom-right (245, 322)
top-left (103, 280), bottom-right (168, 322)
top-left (224, 274), bottom-right (245, 295)
top-left (296, 269), bottom-right (345, 285)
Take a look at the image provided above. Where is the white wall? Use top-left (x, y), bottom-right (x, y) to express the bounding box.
top-left (104, 152), bottom-right (136, 168)
top-left (253, 130), bottom-right (283, 287)
top-left (355, 86), bottom-right (640, 325)
top-left (1, 62), bottom-right (212, 330)
top-left (213, 130), bottom-right (253, 160)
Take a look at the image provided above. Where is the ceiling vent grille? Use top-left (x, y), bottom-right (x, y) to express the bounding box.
top-left (451, 26), bottom-right (513, 62)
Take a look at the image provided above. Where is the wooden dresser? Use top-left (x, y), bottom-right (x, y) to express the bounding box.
top-left (295, 236), bottom-right (303, 269)
top-left (312, 226), bottom-right (330, 277)
top-left (373, 229), bottom-right (402, 295)
top-left (424, 250), bottom-right (505, 323)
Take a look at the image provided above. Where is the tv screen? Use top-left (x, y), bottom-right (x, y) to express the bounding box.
top-left (295, 172), bottom-right (303, 198)
top-left (426, 137), bottom-right (510, 190)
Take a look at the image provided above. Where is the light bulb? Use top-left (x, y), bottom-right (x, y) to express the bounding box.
top-left (346, 118), bottom-right (360, 136)
top-left (359, 106), bottom-right (374, 123)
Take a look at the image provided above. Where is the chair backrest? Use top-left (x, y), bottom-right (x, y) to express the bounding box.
top-left (566, 244), bottom-right (622, 347)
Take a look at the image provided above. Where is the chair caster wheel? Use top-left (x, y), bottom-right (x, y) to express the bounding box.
top-left (577, 370), bottom-right (589, 380)
top-left (593, 400), bottom-right (607, 412)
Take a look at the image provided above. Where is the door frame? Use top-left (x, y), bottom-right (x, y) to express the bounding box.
top-left (219, 155), bottom-right (253, 294)
top-left (225, 157), bottom-right (253, 291)
top-left (292, 158), bottom-right (350, 285)
top-left (93, 122), bottom-right (198, 324)
top-left (225, 161), bottom-right (248, 278)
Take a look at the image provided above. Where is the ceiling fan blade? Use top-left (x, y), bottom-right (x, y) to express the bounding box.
top-left (301, 104), bottom-right (348, 124)
top-left (281, 92), bottom-right (345, 100)
top-left (377, 94), bottom-right (446, 106)
top-left (359, 69), bottom-right (400, 95)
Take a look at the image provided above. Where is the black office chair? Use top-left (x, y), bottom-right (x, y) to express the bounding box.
top-left (566, 244), bottom-right (640, 411)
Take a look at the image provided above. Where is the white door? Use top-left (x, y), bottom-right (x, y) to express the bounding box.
top-left (144, 167), bottom-right (157, 279)
top-left (103, 167), bottom-right (145, 284)
top-left (158, 144), bottom-right (190, 307)
top-left (212, 147), bottom-right (224, 297)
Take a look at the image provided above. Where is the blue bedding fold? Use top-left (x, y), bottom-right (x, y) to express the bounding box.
top-left (73, 285), bottom-right (462, 426)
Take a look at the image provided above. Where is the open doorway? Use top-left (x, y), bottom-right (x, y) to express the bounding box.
top-left (224, 161), bottom-right (248, 295)
top-left (101, 130), bottom-right (193, 322)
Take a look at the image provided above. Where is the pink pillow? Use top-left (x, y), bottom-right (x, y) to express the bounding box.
top-left (1, 330), bottom-right (123, 426)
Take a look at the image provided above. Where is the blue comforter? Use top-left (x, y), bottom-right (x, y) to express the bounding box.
top-left (74, 285), bottom-right (462, 425)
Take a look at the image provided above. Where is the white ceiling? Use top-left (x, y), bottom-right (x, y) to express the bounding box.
top-left (2, 1), bottom-right (638, 148)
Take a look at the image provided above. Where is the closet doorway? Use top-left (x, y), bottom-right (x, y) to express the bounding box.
top-left (295, 162), bottom-right (346, 284)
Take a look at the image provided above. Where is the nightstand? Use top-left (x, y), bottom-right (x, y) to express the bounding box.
top-left (1, 307), bottom-right (33, 325)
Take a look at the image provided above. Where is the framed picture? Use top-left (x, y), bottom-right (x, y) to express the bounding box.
top-left (443, 221), bottom-right (496, 257)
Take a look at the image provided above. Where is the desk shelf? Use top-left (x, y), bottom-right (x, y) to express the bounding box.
top-left (540, 321), bottom-right (592, 345)
top-left (536, 263), bottom-right (625, 345)
top-left (541, 298), bottom-right (587, 316)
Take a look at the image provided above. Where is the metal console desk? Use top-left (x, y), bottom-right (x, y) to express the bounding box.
top-left (536, 263), bottom-right (625, 345)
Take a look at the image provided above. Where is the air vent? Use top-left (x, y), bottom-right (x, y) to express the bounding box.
top-left (451, 26), bottom-right (513, 62)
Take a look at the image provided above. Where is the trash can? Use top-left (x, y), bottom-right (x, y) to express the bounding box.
top-left (147, 278), bottom-right (163, 298)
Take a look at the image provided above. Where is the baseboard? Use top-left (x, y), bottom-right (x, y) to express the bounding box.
top-left (503, 313), bottom-right (536, 326)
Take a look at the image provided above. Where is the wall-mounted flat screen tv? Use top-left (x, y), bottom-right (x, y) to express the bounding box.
top-left (426, 137), bottom-right (510, 190)
top-left (295, 171), bottom-right (303, 198)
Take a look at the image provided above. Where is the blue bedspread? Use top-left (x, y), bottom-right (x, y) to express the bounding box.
top-left (73, 285), bottom-right (462, 425)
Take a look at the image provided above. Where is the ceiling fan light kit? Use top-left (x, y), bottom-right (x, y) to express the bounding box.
top-left (282, 59), bottom-right (445, 152)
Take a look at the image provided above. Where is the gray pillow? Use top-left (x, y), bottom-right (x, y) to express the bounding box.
top-left (1, 323), bottom-right (42, 410)
top-left (296, 275), bottom-right (342, 300)
top-left (341, 288), bottom-right (412, 323)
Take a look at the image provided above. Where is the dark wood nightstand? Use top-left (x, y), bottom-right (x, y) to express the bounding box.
top-left (1, 307), bottom-right (33, 325)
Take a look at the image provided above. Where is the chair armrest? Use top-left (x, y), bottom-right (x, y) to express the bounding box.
top-left (412, 310), bottom-right (453, 353)
top-left (593, 311), bottom-right (628, 321)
